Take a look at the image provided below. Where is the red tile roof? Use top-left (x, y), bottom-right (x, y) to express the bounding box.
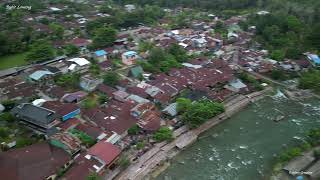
top-left (81, 107), bottom-right (100, 120)
top-left (42, 101), bottom-right (79, 116)
top-left (153, 93), bottom-right (171, 104)
top-left (0, 142), bottom-right (70, 180)
top-left (138, 110), bottom-right (161, 132)
top-left (63, 154), bottom-right (97, 180)
top-left (57, 104), bottom-right (79, 116)
top-left (150, 60), bottom-right (234, 96)
top-left (75, 123), bottom-right (103, 140)
top-left (96, 84), bottom-right (116, 97)
top-left (126, 86), bottom-right (149, 98)
top-left (118, 79), bottom-right (130, 88)
top-left (88, 141), bottom-right (121, 165)
top-left (98, 60), bottom-right (112, 70)
top-left (57, 118), bottom-right (81, 131)
top-left (47, 86), bottom-right (67, 99)
top-left (89, 100), bottom-right (137, 134)
top-left (70, 38), bottom-right (91, 47)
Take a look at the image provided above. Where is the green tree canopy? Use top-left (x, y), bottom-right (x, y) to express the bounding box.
top-left (103, 72), bottom-right (120, 87)
top-left (49, 23), bottom-right (65, 39)
top-left (26, 41), bottom-right (55, 62)
top-left (128, 124), bottom-right (140, 135)
top-left (64, 44), bottom-right (80, 56)
top-left (153, 127), bottom-right (173, 142)
top-left (299, 70), bottom-right (320, 93)
top-left (0, 127), bottom-right (9, 139)
top-left (181, 99), bottom-right (224, 128)
top-left (176, 98), bottom-right (192, 114)
top-left (16, 137), bottom-right (33, 148)
top-left (0, 112), bottom-right (16, 123)
top-left (168, 43), bottom-right (188, 63)
top-left (141, 47), bottom-right (182, 73)
top-left (54, 73), bottom-right (80, 90)
top-left (92, 27), bottom-right (117, 49)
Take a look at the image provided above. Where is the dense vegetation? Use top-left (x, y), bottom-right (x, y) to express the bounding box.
top-left (246, 13), bottom-right (316, 61)
top-left (54, 73), bottom-right (81, 90)
top-left (91, 27), bottom-right (117, 49)
top-left (128, 125), bottom-right (141, 135)
top-left (238, 72), bottom-right (264, 90)
top-left (177, 98), bottom-right (225, 128)
top-left (153, 127), bottom-right (173, 142)
top-left (138, 43), bottom-right (187, 73)
top-left (118, 0), bottom-right (320, 60)
top-left (69, 129), bottom-right (96, 147)
top-left (26, 41), bottom-right (55, 62)
top-left (299, 70), bottom-right (320, 93)
top-left (276, 128), bottom-right (320, 164)
top-left (1, 0), bottom-right (319, 59)
top-left (116, 0), bottom-right (258, 11)
top-left (103, 71), bottom-right (120, 87)
top-left (97, 4), bottom-right (164, 28)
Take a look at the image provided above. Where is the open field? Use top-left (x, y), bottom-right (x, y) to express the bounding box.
top-left (0, 53), bottom-right (28, 70)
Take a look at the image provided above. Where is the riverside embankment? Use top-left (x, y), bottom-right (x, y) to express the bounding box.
top-left (114, 87), bottom-right (273, 180)
top-left (156, 89), bottom-right (320, 180)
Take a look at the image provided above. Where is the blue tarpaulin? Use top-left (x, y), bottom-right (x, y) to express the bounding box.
top-left (95, 50), bottom-right (107, 57)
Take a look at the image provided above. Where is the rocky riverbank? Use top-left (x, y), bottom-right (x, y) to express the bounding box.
top-left (271, 146), bottom-right (320, 180)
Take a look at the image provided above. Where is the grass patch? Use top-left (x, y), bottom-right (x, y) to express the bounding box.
top-left (0, 53), bottom-right (28, 70)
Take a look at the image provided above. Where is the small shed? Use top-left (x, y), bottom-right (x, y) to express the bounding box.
top-left (162, 103), bottom-right (178, 117)
top-left (129, 66), bottom-right (144, 78)
top-left (94, 50), bottom-right (108, 62)
top-left (127, 94), bottom-right (150, 104)
top-left (121, 51), bottom-right (138, 65)
top-left (113, 90), bottom-right (129, 102)
top-left (225, 79), bottom-right (248, 93)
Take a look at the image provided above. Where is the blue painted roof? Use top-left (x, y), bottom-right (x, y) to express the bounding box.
top-left (296, 176), bottom-right (304, 180)
top-left (124, 51), bottom-right (137, 56)
top-left (95, 50), bottom-right (107, 56)
top-left (309, 54), bottom-right (320, 64)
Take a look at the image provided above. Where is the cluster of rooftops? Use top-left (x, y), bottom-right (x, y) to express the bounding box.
top-left (1, 5), bottom-right (319, 179)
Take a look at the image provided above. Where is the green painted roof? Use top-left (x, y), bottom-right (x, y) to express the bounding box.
top-left (130, 66), bottom-right (143, 78)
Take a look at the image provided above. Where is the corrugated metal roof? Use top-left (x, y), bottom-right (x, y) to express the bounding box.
top-left (162, 103), bottom-right (178, 116)
top-left (127, 94), bottom-right (150, 104)
top-left (229, 79), bottom-right (247, 89)
top-left (123, 51), bottom-right (137, 56)
top-left (29, 70), bottom-right (54, 81)
top-left (67, 58), bottom-right (90, 66)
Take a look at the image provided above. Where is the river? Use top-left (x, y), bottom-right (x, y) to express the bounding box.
top-left (156, 93), bottom-right (320, 180)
